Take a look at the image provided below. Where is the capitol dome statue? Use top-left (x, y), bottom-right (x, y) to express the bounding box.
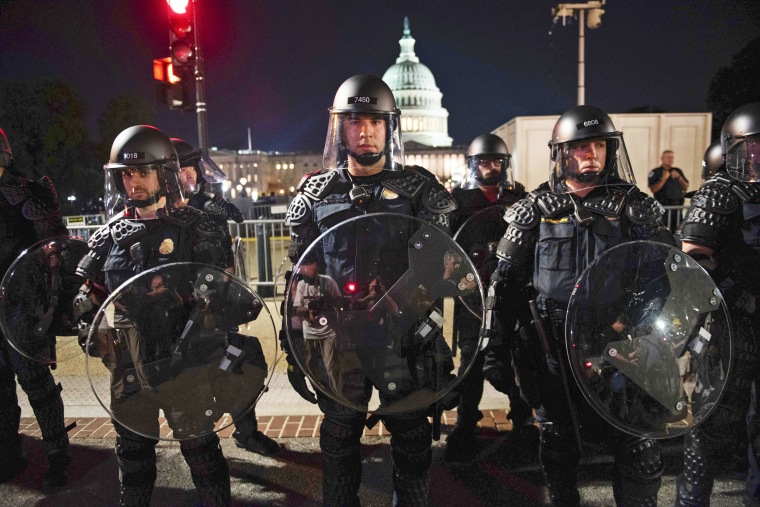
top-left (383, 17), bottom-right (453, 148)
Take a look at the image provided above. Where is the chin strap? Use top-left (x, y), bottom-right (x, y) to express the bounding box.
top-left (572, 172), bottom-right (602, 183)
top-left (348, 150), bottom-right (384, 166)
top-left (476, 175), bottom-right (501, 186)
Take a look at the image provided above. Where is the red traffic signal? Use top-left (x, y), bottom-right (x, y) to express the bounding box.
top-left (167, 1), bottom-right (195, 68)
top-left (167, 0), bottom-right (189, 14)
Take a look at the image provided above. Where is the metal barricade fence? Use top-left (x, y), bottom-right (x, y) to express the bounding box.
top-left (62, 204), bottom-right (689, 294)
top-left (661, 204), bottom-right (690, 233)
top-left (64, 218), bottom-right (292, 296)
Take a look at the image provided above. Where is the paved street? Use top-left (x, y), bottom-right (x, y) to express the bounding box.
top-left (3, 339), bottom-right (750, 506)
top-left (0, 422), bottom-right (749, 506)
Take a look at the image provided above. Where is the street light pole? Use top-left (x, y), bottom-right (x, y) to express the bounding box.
top-left (191, 0), bottom-right (208, 153)
top-left (578, 9), bottom-right (585, 105)
top-left (551, 1), bottom-right (605, 106)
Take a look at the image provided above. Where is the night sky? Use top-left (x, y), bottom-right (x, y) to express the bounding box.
top-left (1, 0), bottom-right (758, 154)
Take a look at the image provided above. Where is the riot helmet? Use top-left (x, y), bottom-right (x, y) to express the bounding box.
top-left (548, 105), bottom-right (635, 193)
top-left (463, 134), bottom-right (514, 191)
top-left (103, 125), bottom-right (183, 218)
top-left (702, 139), bottom-right (723, 180)
top-left (0, 128), bottom-right (12, 169)
top-left (323, 74), bottom-right (404, 171)
top-left (722, 102), bottom-right (760, 183)
top-left (170, 138), bottom-right (226, 195)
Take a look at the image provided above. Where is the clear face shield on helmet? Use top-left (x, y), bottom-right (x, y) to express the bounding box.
top-left (178, 149), bottom-right (227, 194)
top-left (103, 163), bottom-right (184, 219)
top-left (725, 134), bottom-right (760, 183)
top-left (550, 133), bottom-right (636, 194)
top-left (462, 155), bottom-right (515, 191)
top-left (322, 112), bottom-right (404, 171)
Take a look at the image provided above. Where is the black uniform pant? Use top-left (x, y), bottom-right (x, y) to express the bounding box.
top-left (536, 354), bottom-right (663, 507)
top-left (0, 340), bottom-right (68, 462)
top-left (111, 390), bottom-right (231, 507)
top-left (317, 382), bottom-right (432, 507)
top-left (675, 312), bottom-right (758, 506)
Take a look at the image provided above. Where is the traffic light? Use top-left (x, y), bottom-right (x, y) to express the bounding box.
top-left (168, 0), bottom-right (196, 72)
top-left (153, 57), bottom-right (191, 110)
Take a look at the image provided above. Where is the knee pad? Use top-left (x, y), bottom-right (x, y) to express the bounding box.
top-left (384, 416), bottom-right (432, 472)
top-left (15, 361), bottom-right (56, 401)
top-left (180, 434), bottom-right (228, 484)
top-left (115, 431), bottom-right (157, 487)
top-left (320, 415), bottom-right (364, 505)
top-left (615, 438), bottom-right (663, 483)
top-left (320, 415), bottom-right (364, 477)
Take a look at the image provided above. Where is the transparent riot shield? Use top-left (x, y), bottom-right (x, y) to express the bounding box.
top-left (0, 236), bottom-right (89, 364)
top-left (566, 241), bottom-right (732, 438)
top-left (232, 236), bottom-right (248, 283)
top-left (85, 263), bottom-right (276, 441)
top-left (284, 213), bottom-right (484, 414)
top-left (452, 205), bottom-right (507, 321)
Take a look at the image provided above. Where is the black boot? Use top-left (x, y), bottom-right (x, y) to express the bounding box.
top-left (233, 429), bottom-right (280, 455)
top-left (444, 424), bottom-right (478, 462)
top-left (42, 449), bottom-right (70, 490)
top-left (0, 445), bottom-right (28, 484)
top-left (232, 411), bottom-right (280, 455)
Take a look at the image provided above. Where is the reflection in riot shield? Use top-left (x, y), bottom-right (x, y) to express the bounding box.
top-left (566, 241), bottom-right (732, 438)
top-left (285, 213), bottom-right (483, 415)
top-left (0, 237), bottom-right (89, 364)
top-left (452, 205), bottom-right (507, 327)
top-left (232, 236), bottom-right (248, 284)
top-left (85, 263), bottom-right (276, 441)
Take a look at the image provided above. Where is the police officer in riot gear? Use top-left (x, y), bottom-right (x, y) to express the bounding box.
top-left (171, 138), bottom-right (245, 227)
top-left (485, 106), bottom-right (673, 506)
top-left (284, 74), bottom-right (458, 506)
top-left (76, 125), bottom-right (233, 506)
top-left (171, 137), bottom-right (278, 456)
top-left (446, 133), bottom-right (531, 460)
top-left (674, 102), bottom-right (760, 506)
top-left (0, 127), bottom-right (71, 489)
top-left (702, 139), bottom-right (724, 182)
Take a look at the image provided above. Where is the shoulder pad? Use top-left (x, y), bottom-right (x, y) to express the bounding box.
top-left (298, 170), bottom-right (341, 200)
top-left (423, 180), bottom-right (457, 214)
top-left (730, 179), bottom-right (760, 203)
top-left (285, 193), bottom-right (313, 226)
top-left (382, 167), bottom-right (428, 199)
top-left (626, 192), bottom-right (663, 225)
top-left (534, 191), bottom-right (573, 219)
top-left (504, 197), bottom-right (539, 230)
top-left (583, 188), bottom-right (628, 217)
top-left (88, 224), bottom-right (114, 255)
top-left (158, 206), bottom-right (201, 227)
top-left (110, 218), bottom-right (148, 247)
top-left (690, 177), bottom-right (739, 215)
top-left (22, 194), bottom-right (61, 222)
top-left (0, 181), bottom-right (31, 205)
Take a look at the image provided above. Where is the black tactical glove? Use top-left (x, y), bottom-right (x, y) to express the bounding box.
top-left (223, 198), bottom-right (245, 224)
top-left (286, 353), bottom-right (317, 404)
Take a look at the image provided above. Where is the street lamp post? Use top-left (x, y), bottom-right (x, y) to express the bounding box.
top-left (190, 0), bottom-right (208, 153)
top-left (551, 1), bottom-right (606, 106)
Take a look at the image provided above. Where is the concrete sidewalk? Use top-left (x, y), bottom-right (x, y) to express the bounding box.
top-left (18, 366), bottom-right (515, 438)
top-left (3, 422), bottom-right (749, 506)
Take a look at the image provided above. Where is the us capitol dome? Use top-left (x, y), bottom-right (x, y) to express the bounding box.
top-left (382, 17), bottom-right (453, 148)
